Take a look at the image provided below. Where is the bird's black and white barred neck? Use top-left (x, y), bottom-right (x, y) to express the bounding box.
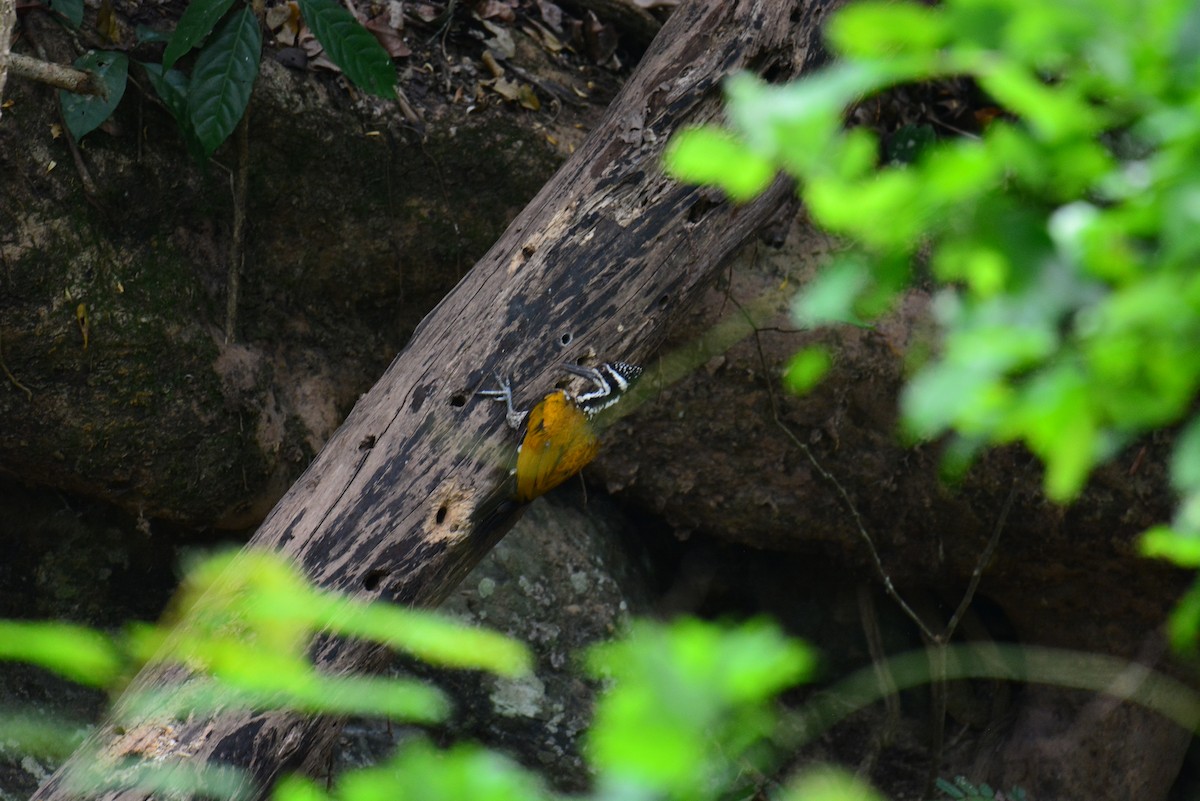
top-left (566, 361), bottom-right (643, 417)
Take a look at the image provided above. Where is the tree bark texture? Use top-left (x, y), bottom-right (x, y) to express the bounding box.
top-left (32, 0), bottom-right (838, 797)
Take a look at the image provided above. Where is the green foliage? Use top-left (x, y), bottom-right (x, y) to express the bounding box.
top-left (118, 549), bottom-right (528, 722)
top-left (585, 618), bottom-right (814, 801)
top-left (3, 567), bottom-right (842, 801)
top-left (783, 345), bottom-right (832, 395)
top-left (52, 0), bottom-right (396, 158)
top-left (295, 0), bottom-right (397, 98)
top-left (142, 63), bottom-right (206, 158)
top-left (186, 6), bottom-right (262, 157)
top-left (665, 0), bottom-right (1200, 578)
top-left (663, 128), bottom-right (776, 202)
top-left (275, 739), bottom-right (550, 801)
top-left (148, 0), bottom-right (396, 157)
top-left (0, 620), bottom-right (123, 686)
top-left (59, 50), bottom-right (128, 140)
top-left (0, 549), bottom-right (529, 771)
top-left (0, 713), bottom-right (88, 759)
top-left (782, 767), bottom-right (887, 801)
top-left (162, 0), bottom-right (238, 68)
top-left (933, 776), bottom-right (1027, 801)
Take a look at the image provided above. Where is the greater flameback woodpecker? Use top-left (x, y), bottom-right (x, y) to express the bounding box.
top-left (480, 362), bottom-right (643, 502)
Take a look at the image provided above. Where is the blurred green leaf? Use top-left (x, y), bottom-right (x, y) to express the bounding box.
top-left (665, 127), bottom-right (776, 202)
top-left (121, 548), bottom-right (517, 727)
top-left (274, 776), bottom-right (333, 801)
top-left (273, 673), bottom-right (448, 720)
top-left (791, 258), bottom-right (871, 328)
top-left (726, 63), bottom-right (913, 176)
top-left (187, 6), bottom-right (261, 157)
top-left (805, 170), bottom-right (925, 249)
top-left (826, 0), bottom-right (947, 59)
top-left (310, 599), bottom-right (532, 677)
top-left (902, 362), bottom-right (1009, 441)
top-left (296, 0), bottom-right (397, 98)
top-left (779, 766), bottom-right (886, 801)
top-left (0, 621), bottom-right (123, 686)
top-left (59, 51), bottom-right (128, 140)
top-left (327, 739), bottom-right (549, 801)
top-left (783, 346), bottom-right (832, 395)
top-left (0, 710), bottom-right (90, 758)
top-left (1142, 522), bottom-right (1200, 568)
top-left (586, 619), bottom-right (813, 800)
top-left (1006, 367), bottom-right (1097, 501)
top-left (1175, 419), bottom-right (1200, 493)
top-left (921, 138), bottom-right (1000, 205)
top-left (972, 59), bottom-right (1102, 142)
top-left (1167, 578), bottom-right (1200, 652)
top-left (74, 759), bottom-right (255, 801)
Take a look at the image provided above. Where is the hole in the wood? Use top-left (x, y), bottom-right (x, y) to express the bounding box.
top-left (761, 62), bottom-right (785, 83)
top-left (436, 505), bottom-right (448, 525)
top-left (560, 331), bottom-right (573, 346)
top-left (364, 569), bottom-right (389, 591)
top-left (687, 196), bottom-right (717, 224)
top-left (658, 293), bottom-right (670, 308)
top-left (449, 393), bottom-right (467, 407)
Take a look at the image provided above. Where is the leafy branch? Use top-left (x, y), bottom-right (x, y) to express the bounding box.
top-left (39, 0), bottom-right (397, 155)
top-left (665, 0), bottom-right (1200, 647)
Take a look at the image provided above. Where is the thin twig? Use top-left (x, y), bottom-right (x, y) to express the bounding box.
top-left (22, 26), bottom-right (100, 199)
top-left (0, 329), bottom-right (33, 401)
top-left (733, 288), bottom-right (1023, 794)
top-left (924, 484), bottom-right (1015, 796)
top-left (777, 411), bottom-right (941, 641)
top-left (733, 293), bottom-right (941, 638)
top-left (924, 641), bottom-right (948, 798)
top-left (225, 107), bottom-right (250, 343)
top-left (945, 485), bottom-right (1016, 640)
top-left (856, 583), bottom-right (900, 778)
top-left (6, 51), bottom-right (104, 94)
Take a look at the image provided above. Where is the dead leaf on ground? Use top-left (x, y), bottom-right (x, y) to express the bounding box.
top-left (488, 77), bottom-right (539, 110)
top-left (524, 20), bottom-right (564, 53)
top-left (583, 11), bottom-right (617, 64)
top-left (365, 11), bottom-right (412, 57)
top-left (490, 76), bottom-right (522, 101)
top-left (410, 2), bottom-right (440, 22)
top-left (481, 49), bottom-right (505, 78)
top-left (480, 19), bottom-right (516, 58)
top-left (516, 84), bottom-right (540, 111)
top-left (76, 303), bottom-right (89, 350)
top-left (97, 0), bottom-right (120, 43)
top-left (299, 27), bottom-right (341, 72)
top-left (535, 0), bottom-right (562, 31)
top-left (266, 2), bottom-right (302, 45)
top-left (474, 0), bottom-right (516, 21)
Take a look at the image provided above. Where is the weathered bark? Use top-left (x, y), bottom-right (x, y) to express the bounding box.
top-left (31, 0), bottom-right (835, 797)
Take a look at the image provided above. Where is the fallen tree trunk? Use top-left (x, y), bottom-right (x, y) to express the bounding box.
top-left (31, 0), bottom-right (838, 796)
